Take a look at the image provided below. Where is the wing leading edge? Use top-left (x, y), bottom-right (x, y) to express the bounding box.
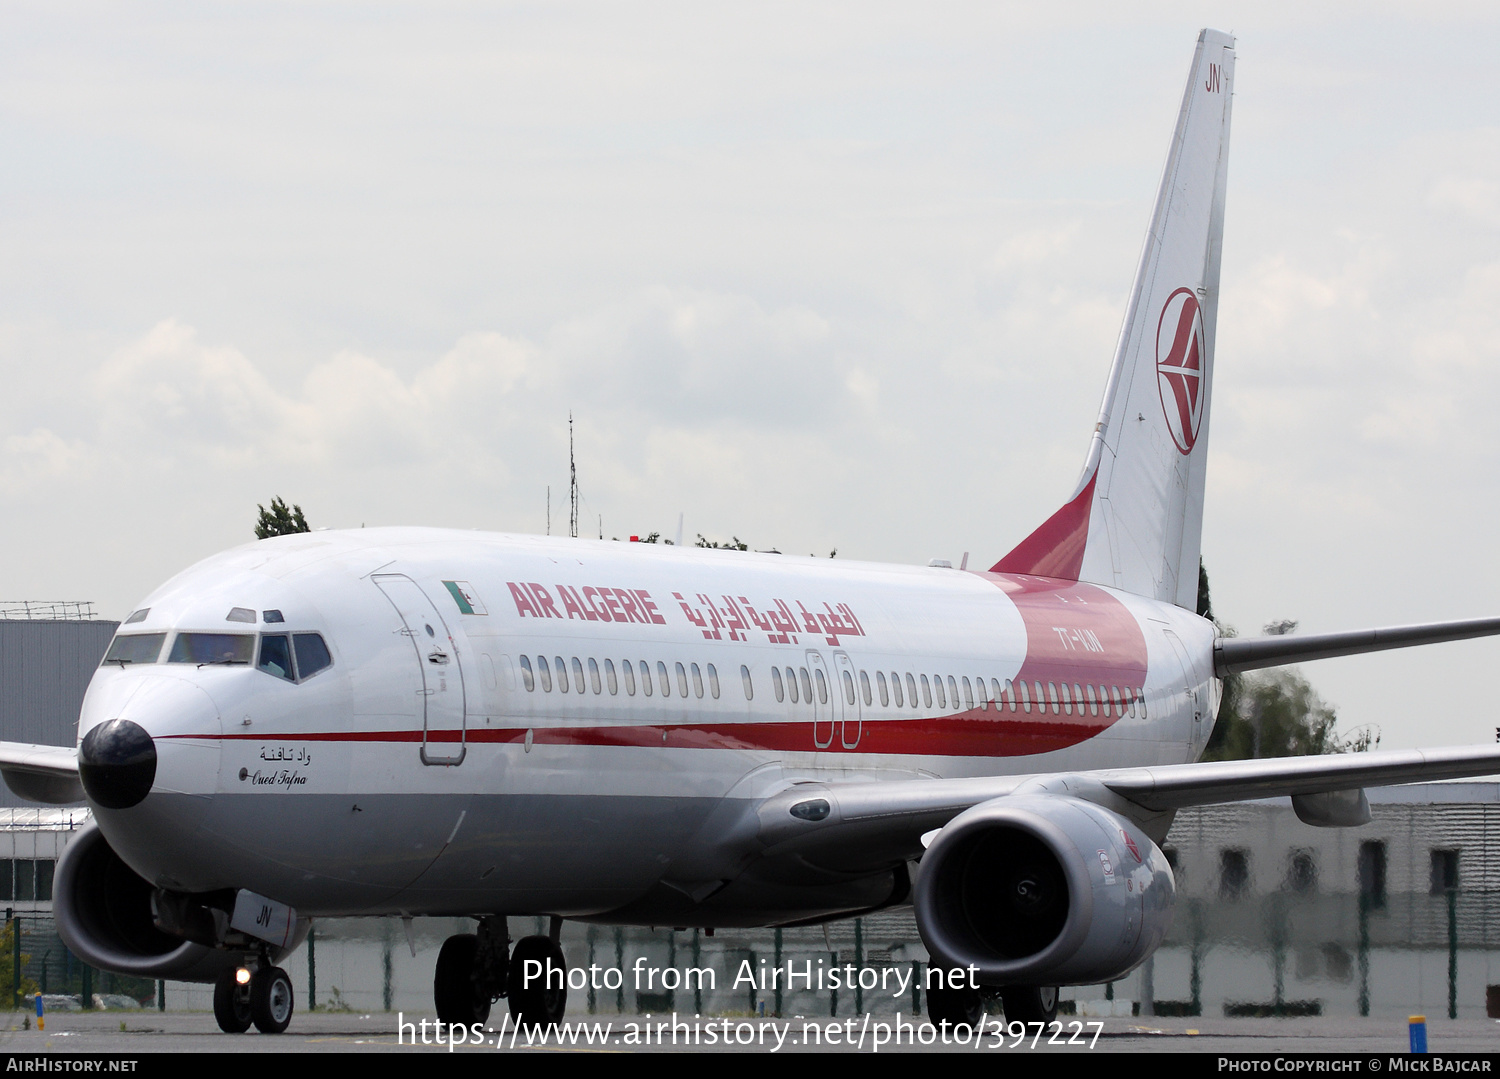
top-left (754, 744), bottom-right (1500, 872)
top-left (0, 742), bottom-right (82, 805)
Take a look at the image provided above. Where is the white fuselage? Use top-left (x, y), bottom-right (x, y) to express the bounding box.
top-left (80, 528), bottom-right (1217, 925)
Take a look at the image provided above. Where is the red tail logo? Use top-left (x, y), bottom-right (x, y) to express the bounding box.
top-left (1155, 288), bottom-right (1206, 455)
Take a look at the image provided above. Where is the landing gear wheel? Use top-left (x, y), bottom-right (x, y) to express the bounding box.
top-left (1001, 985), bottom-right (1059, 1023)
top-left (250, 966), bottom-right (295, 1034)
top-left (213, 969), bottom-right (252, 1033)
top-left (926, 982), bottom-right (983, 1026)
top-left (435, 933), bottom-right (492, 1026)
top-left (507, 935), bottom-right (566, 1027)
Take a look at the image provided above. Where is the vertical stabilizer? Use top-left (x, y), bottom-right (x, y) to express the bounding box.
top-left (995, 30), bottom-right (1234, 609)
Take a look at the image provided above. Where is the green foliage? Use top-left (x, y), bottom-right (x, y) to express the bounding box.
top-left (1204, 669), bottom-right (1342, 761)
top-left (0, 922), bottom-right (39, 1006)
top-left (255, 497), bottom-right (311, 539)
top-left (695, 534), bottom-right (748, 551)
top-left (1196, 557), bottom-right (1214, 621)
top-left (1198, 558), bottom-right (1374, 761)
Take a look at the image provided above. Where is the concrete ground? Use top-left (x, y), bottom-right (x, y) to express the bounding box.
top-left (0, 1009), bottom-right (1495, 1054)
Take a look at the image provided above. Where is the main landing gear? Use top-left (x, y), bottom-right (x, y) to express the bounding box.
top-left (435, 916), bottom-right (569, 1028)
top-left (924, 980), bottom-right (1059, 1026)
top-left (213, 961), bottom-right (295, 1034)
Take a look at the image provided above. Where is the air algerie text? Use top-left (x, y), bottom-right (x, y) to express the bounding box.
top-left (505, 581), bottom-right (867, 646)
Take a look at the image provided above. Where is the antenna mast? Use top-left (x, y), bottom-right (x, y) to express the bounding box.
top-left (569, 413), bottom-right (579, 539)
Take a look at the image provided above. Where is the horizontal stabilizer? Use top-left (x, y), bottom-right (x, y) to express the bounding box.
top-left (1214, 616), bottom-right (1500, 675)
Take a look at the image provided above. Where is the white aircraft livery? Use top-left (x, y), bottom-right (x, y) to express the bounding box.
top-left (7, 29), bottom-right (1500, 1035)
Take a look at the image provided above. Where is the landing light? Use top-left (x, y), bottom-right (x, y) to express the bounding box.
top-left (235, 967), bottom-right (251, 986)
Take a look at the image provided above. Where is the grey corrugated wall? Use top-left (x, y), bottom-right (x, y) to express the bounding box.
top-left (0, 619), bottom-right (117, 806)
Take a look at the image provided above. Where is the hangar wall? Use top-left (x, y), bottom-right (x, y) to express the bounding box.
top-left (0, 612), bottom-right (117, 809)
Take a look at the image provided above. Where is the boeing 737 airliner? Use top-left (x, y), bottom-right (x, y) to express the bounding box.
top-left (4, 30), bottom-right (1500, 1035)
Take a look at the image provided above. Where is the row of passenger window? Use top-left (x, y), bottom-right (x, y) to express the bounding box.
top-left (858, 671), bottom-right (1145, 720)
top-left (520, 655), bottom-right (725, 701)
top-left (518, 652), bottom-right (1146, 721)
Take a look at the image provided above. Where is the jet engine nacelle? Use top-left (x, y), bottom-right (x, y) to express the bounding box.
top-left (55, 820), bottom-right (295, 983)
top-left (914, 793), bottom-right (1175, 986)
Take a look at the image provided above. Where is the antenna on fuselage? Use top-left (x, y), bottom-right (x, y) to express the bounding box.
top-left (674, 512), bottom-right (684, 548)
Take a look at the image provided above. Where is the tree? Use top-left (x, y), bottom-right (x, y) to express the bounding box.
top-left (255, 498), bottom-right (311, 539)
top-left (1205, 669), bottom-right (1337, 761)
top-left (1197, 558), bottom-right (1376, 761)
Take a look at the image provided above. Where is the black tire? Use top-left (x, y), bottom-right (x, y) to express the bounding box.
top-left (213, 969), bottom-right (252, 1034)
top-left (250, 966), bottom-right (295, 1034)
top-left (507, 935), bottom-right (566, 1027)
top-left (926, 982), bottom-right (983, 1027)
top-left (435, 933), bottom-right (491, 1026)
top-left (1000, 984), bottom-right (1059, 1023)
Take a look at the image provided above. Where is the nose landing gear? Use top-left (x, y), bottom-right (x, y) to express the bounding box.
top-left (213, 959), bottom-right (295, 1034)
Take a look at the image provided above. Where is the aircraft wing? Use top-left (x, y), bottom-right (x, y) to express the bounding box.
top-left (0, 742), bottom-right (83, 804)
top-left (753, 743), bottom-right (1500, 873)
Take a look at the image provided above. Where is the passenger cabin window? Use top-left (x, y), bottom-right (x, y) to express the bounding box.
top-left (622, 659), bottom-right (636, 695)
top-left (741, 665), bottom-right (753, 701)
top-left (571, 657), bottom-right (585, 694)
top-left (537, 656), bottom-right (553, 692)
top-left (604, 659), bottom-right (618, 695)
top-left (657, 661), bottom-right (671, 697)
top-left (772, 667), bottom-right (785, 702)
top-left (707, 663), bottom-right (720, 699)
top-left (520, 655), bottom-right (535, 691)
top-left (877, 671), bottom-right (889, 707)
top-left (639, 660), bottom-right (652, 697)
top-left (168, 633), bottom-right (254, 665)
top-left (859, 670), bottom-right (872, 706)
top-left (689, 662), bottom-right (703, 699)
top-left (102, 633), bottom-right (167, 667)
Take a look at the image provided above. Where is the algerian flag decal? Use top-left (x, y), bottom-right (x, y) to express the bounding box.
top-left (442, 580), bottom-right (487, 615)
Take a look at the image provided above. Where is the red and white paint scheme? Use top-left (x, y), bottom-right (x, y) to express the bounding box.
top-left (5, 29), bottom-right (1500, 1034)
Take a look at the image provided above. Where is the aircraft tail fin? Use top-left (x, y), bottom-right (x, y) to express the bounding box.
top-left (994, 29), bottom-right (1235, 609)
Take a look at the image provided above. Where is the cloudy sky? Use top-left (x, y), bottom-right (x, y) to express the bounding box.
top-left (2, 2), bottom-right (1498, 750)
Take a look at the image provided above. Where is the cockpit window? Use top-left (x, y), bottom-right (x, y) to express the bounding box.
top-left (102, 633), bottom-right (166, 666)
top-left (168, 633), bottom-right (254, 665)
top-left (293, 634), bottom-right (332, 679)
top-left (123, 609), bottom-right (149, 625)
top-left (258, 635), bottom-right (295, 681)
top-left (253, 632), bottom-right (333, 683)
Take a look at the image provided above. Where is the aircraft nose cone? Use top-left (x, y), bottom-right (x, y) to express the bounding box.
top-left (78, 719), bottom-right (158, 809)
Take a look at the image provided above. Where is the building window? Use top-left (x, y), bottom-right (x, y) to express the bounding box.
top-left (1286, 849), bottom-right (1317, 895)
top-left (1431, 849), bottom-right (1460, 894)
top-left (1220, 849), bottom-right (1250, 900)
top-left (1358, 840), bottom-right (1387, 908)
